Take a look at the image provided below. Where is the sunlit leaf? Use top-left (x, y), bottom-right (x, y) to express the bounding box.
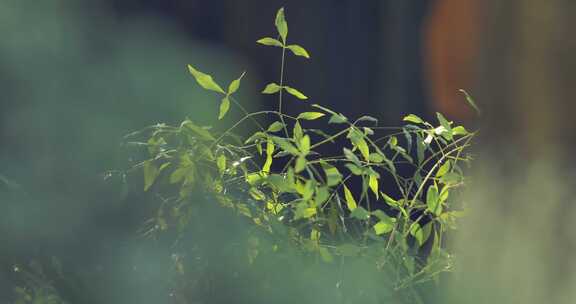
top-left (403, 114), bottom-right (424, 124)
top-left (369, 175), bottom-right (379, 199)
top-left (293, 121), bottom-right (303, 140)
top-left (374, 221), bottom-right (393, 235)
top-left (297, 112), bottom-right (325, 120)
top-left (267, 121), bottom-right (285, 133)
top-left (328, 113), bottom-right (348, 124)
top-left (426, 184), bottom-right (441, 215)
top-left (321, 162), bottom-right (342, 187)
top-left (295, 156), bottom-right (307, 173)
top-left (452, 126), bottom-right (469, 136)
top-left (187, 64), bottom-right (225, 94)
top-left (287, 44), bottom-right (310, 58)
top-left (217, 154), bottom-right (226, 174)
top-left (299, 135), bottom-right (311, 155)
top-left (275, 7), bottom-right (288, 43)
top-left (257, 37), bottom-right (284, 47)
top-left (284, 86), bottom-right (308, 100)
top-left (262, 82), bottom-right (282, 94)
top-left (436, 112), bottom-right (453, 140)
top-left (343, 185), bottom-right (357, 211)
top-left (227, 71), bottom-right (246, 95)
top-left (218, 97), bottom-right (230, 120)
top-left (436, 161), bottom-right (451, 178)
top-left (410, 223), bottom-right (432, 247)
top-left (263, 140), bottom-right (274, 173)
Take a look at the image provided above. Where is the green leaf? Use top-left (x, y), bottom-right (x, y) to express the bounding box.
top-left (182, 121), bottom-right (215, 141)
top-left (217, 155), bottom-right (226, 174)
top-left (218, 97), bottom-right (230, 120)
top-left (263, 140), bottom-right (274, 173)
top-left (297, 112), bottom-right (325, 120)
top-left (343, 148), bottom-right (361, 166)
top-left (143, 160), bottom-right (159, 191)
top-left (350, 206), bottom-right (371, 220)
top-left (293, 121), bottom-right (303, 141)
top-left (275, 7), bottom-right (288, 43)
top-left (403, 114), bottom-right (424, 124)
top-left (267, 121), bottom-right (284, 133)
top-left (348, 128), bottom-right (370, 161)
top-left (410, 223), bottom-right (432, 247)
top-left (257, 37), bottom-right (284, 47)
top-left (440, 172), bottom-right (461, 185)
top-left (262, 83), bottom-right (282, 94)
top-left (328, 113), bottom-right (348, 124)
top-left (436, 112), bottom-right (453, 140)
top-left (287, 44), bottom-right (310, 58)
top-left (345, 163), bottom-right (363, 175)
top-left (271, 137), bottom-right (299, 155)
top-left (459, 89), bottom-right (481, 115)
top-left (389, 136), bottom-right (398, 147)
top-left (436, 161), bottom-right (451, 178)
top-left (299, 135), bottom-right (311, 155)
top-left (227, 71), bottom-right (246, 95)
top-left (426, 184), bottom-right (441, 215)
top-left (369, 175), bottom-right (379, 199)
top-left (369, 153), bottom-right (385, 163)
top-left (374, 220), bottom-right (394, 235)
top-left (284, 86), bottom-right (308, 100)
top-left (249, 187), bottom-right (267, 201)
top-left (187, 64), bottom-right (225, 94)
top-left (452, 126), bottom-right (469, 136)
top-left (343, 185), bottom-right (357, 211)
top-left (295, 156), bottom-right (307, 173)
top-left (321, 162), bottom-right (342, 187)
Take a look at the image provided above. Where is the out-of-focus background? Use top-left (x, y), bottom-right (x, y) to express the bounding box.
top-left (2, 0), bottom-right (575, 303)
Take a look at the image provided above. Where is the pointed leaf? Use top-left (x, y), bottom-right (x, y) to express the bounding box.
top-left (227, 71), bottom-right (246, 95)
top-left (297, 112), bottom-right (325, 120)
top-left (459, 89), bottom-right (481, 115)
top-left (403, 114), bottom-right (424, 124)
top-left (284, 86), bottom-right (308, 100)
top-left (187, 64), bottom-right (225, 94)
top-left (343, 185), bottom-right (357, 211)
top-left (262, 83), bottom-right (282, 94)
top-left (267, 121), bottom-right (285, 133)
top-left (275, 8), bottom-right (288, 43)
top-left (287, 44), bottom-right (310, 58)
top-left (295, 156), bottom-right (307, 173)
top-left (257, 37), bottom-right (284, 47)
top-left (218, 97), bottom-right (230, 120)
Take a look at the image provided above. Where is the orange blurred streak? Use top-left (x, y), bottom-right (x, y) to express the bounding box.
top-left (424, 0), bottom-right (482, 121)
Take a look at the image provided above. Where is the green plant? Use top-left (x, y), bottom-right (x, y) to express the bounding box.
top-left (127, 7), bottom-right (476, 303)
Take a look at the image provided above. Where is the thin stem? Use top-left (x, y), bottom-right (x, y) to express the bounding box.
top-left (278, 45), bottom-right (289, 137)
